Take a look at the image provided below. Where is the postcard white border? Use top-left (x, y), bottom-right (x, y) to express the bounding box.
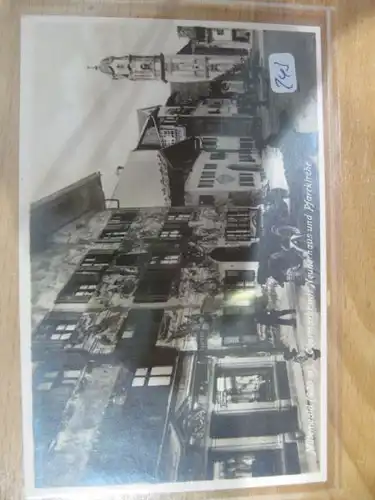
top-left (19, 15), bottom-right (328, 497)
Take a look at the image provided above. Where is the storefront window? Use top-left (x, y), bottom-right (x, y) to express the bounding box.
top-left (212, 450), bottom-right (282, 479)
top-left (215, 367), bottom-right (275, 405)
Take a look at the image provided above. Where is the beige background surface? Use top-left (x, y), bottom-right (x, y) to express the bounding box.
top-left (0, 0), bottom-right (374, 499)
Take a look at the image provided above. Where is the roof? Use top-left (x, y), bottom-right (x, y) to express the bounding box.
top-left (177, 40), bottom-right (193, 55)
top-left (136, 106), bottom-right (160, 133)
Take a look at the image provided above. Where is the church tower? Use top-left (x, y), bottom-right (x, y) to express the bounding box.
top-left (88, 54), bottom-right (166, 81)
top-left (88, 53), bottom-right (245, 83)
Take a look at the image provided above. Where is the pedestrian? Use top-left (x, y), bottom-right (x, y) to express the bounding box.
top-left (283, 347), bottom-right (298, 360)
top-left (283, 347), bottom-right (321, 363)
top-left (304, 348), bottom-right (321, 360)
top-left (269, 249), bottom-right (303, 283)
top-left (254, 308), bottom-right (297, 328)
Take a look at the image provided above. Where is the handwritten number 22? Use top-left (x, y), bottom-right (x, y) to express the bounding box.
top-left (273, 61), bottom-right (293, 90)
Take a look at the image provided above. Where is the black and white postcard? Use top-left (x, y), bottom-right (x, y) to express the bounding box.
top-left (19, 15), bottom-right (327, 496)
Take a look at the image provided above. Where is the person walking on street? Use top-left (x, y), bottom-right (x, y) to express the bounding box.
top-left (223, 286), bottom-right (296, 328)
top-left (283, 347), bottom-right (321, 362)
top-left (254, 308), bottom-right (297, 328)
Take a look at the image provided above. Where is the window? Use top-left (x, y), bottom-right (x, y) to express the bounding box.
top-left (239, 154), bottom-right (256, 163)
top-left (204, 163), bottom-right (217, 171)
top-left (225, 209), bottom-right (253, 242)
top-left (225, 270), bottom-right (256, 290)
top-left (36, 369), bottom-right (81, 392)
top-left (99, 229), bottom-right (129, 241)
top-left (239, 173), bottom-right (255, 187)
top-left (198, 163), bottom-right (217, 188)
top-left (99, 220), bottom-right (133, 242)
top-left (166, 108), bottom-right (179, 116)
top-left (222, 336), bottom-right (241, 345)
top-left (161, 128), bottom-right (178, 147)
top-left (121, 326), bottom-right (134, 339)
top-left (160, 230), bottom-right (181, 240)
top-left (109, 211), bottom-right (137, 224)
top-left (216, 29), bottom-right (225, 35)
top-left (221, 335), bottom-right (259, 346)
top-left (167, 213), bottom-right (190, 222)
top-left (162, 255), bottom-right (180, 264)
top-left (167, 209), bottom-right (192, 223)
top-left (74, 284), bottom-right (97, 297)
top-left (120, 310), bottom-right (139, 339)
top-left (227, 209), bottom-right (251, 218)
top-left (64, 370), bottom-right (81, 379)
top-left (79, 251), bottom-right (114, 270)
top-left (50, 322), bottom-right (77, 341)
top-left (37, 381), bottom-right (53, 391)
top-left (239, 138), bottom-right (255, 150)
top-left (150, 254), bottom-right (181, 266)
top-left (81, 259), bottom-right (101, 269)
top-left (198, 181), bottom-right (215, 188)
top-left (229, 232), bottom-right (251, 241)
top-left (210, 152), bottom-right (226, 160)
top-left (208, 99), bottom-right (224, 107)
top-left (225, 229), bottom-right (252, 241)
top-left (163, 116), bottom-right (178, 125)
top-left (228, 164), bottom-right (252, 172)
top-left (134, 269), bottom-right (178, 303)
top-left (167, 213), bottom-right (189, 222)
top-left (199, 195), bottom-right (215, 205)
top-left (214, 367), bottom-right (275, 406)
top-left (201, 137), bottom-right (217, 152)
top-left (161, 219), bottom-right (190, 237)
top-left (35, 313), bottom-right (81, 341)
top-left (115, 253), bottom-right (144, 267)
top-left (57, 272), bottom-right (101, 303)
top-left (212, 451), bottom-right (283, 479)
top-left (132, 366), bottom-right (173, 387)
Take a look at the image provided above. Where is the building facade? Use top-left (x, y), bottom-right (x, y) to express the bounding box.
top-left (184, 150), bottom-right (265, 207)
top-left (31, 205), bottom-right (314, 487)
top-left (156, 99), bottom-right (262, 140)
top-left (135, 101), bottom-right (263, 152)
top-left (177, 25), bottom-right (252, 44)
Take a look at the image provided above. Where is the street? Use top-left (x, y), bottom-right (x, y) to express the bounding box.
top-left (275, 281), bottom-right (321, 470)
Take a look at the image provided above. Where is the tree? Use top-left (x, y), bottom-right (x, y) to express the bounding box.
top-left (95, 272), bottom-right (138, 308)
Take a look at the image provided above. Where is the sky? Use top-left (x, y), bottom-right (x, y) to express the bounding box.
top-left (20, 17), bottom-right (187, 203)
top-left (20, 17), bottom-right (321, 206)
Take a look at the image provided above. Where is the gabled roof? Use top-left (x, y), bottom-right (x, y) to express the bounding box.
top-left (135, 106), bottom-right (162, 150)
top-left (177, 40), bottom-right (193, 55)
top-left (136, 106), bottom-right (160, 133)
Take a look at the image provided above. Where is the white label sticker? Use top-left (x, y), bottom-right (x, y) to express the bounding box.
top-left (269, 53), bottom-right (297, 93)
